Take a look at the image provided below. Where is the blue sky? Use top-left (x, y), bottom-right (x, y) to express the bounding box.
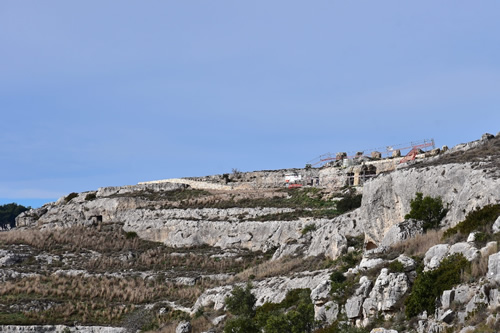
top-left (1, 1), bottom-right (499, 208)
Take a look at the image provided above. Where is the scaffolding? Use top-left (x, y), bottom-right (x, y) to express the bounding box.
top-left (307, 138), bottom-right (435, 167)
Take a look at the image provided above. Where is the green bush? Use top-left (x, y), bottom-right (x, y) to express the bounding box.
top-left (226, 288), bottom-right (315, 333)
top-left (65, 192), bottom-right (79, 203)
top-left (0, 203), bottom-right (30, 229)
top-left (301, 224), bottom-right (317, 235)
top-left (257, 289), bottom-right (314, 333)
top-left (330, 271), bottom-right (347, 295)
top-left (85, 193), bottom-right (97, 201)
top-left (405, 192), bottom-right (448, 231)
top-left (443, 204), bottom-right (500, 241)
top-left (265, 301), bottom-right (314, 333)
top-left (388, 260), bottom-right (405, 273)
top-left (278, 288), bottom-right (312, 309)
top-left (225, 284), bottom-right (256, 318)
top-left (330, 271), bottom-right (346, 284)
top-left (125, 231), bottom-right (138, 239)
top-left (224, 316), bottom-right (260, 333)
top-left (336, 194), bottom-right (362, 214)
top-left (405, 253), bottom-right (469, 318)
top-left (339, 251), bottom-right (362, 272)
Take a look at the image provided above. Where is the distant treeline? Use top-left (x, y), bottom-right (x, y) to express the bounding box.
top-left (0, 203), bottom-right (30, 229)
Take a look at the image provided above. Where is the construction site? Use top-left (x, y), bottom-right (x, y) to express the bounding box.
top-left (140, 139), bottom-right (442, 191)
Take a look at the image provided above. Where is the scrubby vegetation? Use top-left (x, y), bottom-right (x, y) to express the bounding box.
top-left (224, 285), bottom-right (315, 333)
top-left (405, 192), bottom-right (448, 231)
top-left (233, 255), bottom-right (334, 283)
top-left (0, 225), bottom-right (267, 275)
top-left (0, 225), bottom-right (288, 327)
top-left (85, 192), bottom-right (97, 201)
top-left (0, 274), bottom-right (196, 325)
top-left (64, 192), bottom-right (79, 203)
top-left (302, 223), bottom-right (317, 235)
top-left (249, 208), bottom-right (340, 222)
top-left (388, 260), bottom-right (405, 273)
top-left (208, 188), bottom-right (336, 210)
top-left (335, 193), bottom-right (362, 214)
top-left (0, 203), bottom-right (29, 229)
top-left (390, 229), bottom-right (444, 257)
top-left (419, 135), bottom-right (500, 173)
top-left (443, 204), bottom-right (500, 246)
top-left (405, 254), bottom-right (469, 317)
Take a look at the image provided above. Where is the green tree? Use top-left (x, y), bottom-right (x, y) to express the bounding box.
top-left (260, 289), bottom-right (315, 333)
top-left (224, 316), bottom-right (260, 333)
top-left (264, 313), bottom-right (289, 333)
top-left (225, 284), bottom-right (257, 318)
top-left (0, 203), bottom-right (30, 229)
top-left (405, 192), bottom-right (448, 231)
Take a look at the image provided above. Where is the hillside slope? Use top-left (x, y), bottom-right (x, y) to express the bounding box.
top-left (1, 132), bottom-right (499, 333)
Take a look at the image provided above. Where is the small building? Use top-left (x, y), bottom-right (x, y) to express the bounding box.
top-left (284, 172), bottom-right (302, 184)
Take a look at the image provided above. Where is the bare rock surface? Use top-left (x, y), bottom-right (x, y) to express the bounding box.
top-left (346, 276), bottom-right (372, 319)
top-left (380, 219), bottom-right (423, 247)
top-left (361, 161), bottom-right (500, 247)
top-left (176, 321), bottom-right (192, 333)
top-left (363, 269), bottom-right (409, 317)
top-left (488, 251), bottom-right (500, 283)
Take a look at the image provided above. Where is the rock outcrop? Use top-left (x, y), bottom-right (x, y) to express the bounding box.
top-left (361, 161), bottom-right (500, 247)
top-left (192, 270), bottom-right (332, 313)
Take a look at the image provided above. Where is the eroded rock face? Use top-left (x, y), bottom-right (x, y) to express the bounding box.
top-left (314, 301), bottom-right (338, 324)
top-left (424, 242), bottom-right (479, 271)
top-left (424, 244), bottom-right (450, 270)
top-left (176, 321), bottom-right (192, 333)
top-left (345, 276), bottom-right (372, 319)
top-left (16, 184), bottom-right (362, 260)
top-left (380, 219), bottom-right (423, 248)
top-left (362, 269), bottom-right (409, 318)
top-left (304, 209), bottom-right (363, 259)
top-left (488, 251), bottom-right (500, 283)
top-left (192, 270), bottom-right (332, 313)
top-left (492, 216), bottom-right (500, 234)
top-left (360, 162), bottom-right (500, 247)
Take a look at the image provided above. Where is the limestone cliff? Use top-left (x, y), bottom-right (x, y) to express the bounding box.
top-left (361, 134), bottom-right (500, 247)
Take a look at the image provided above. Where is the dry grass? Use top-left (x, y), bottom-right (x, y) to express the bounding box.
top-left (467, 242), bottom-right (498, 280)
top-left (0, 274), bottom-right (202, 306)
top-left (156, 323), bottom-right (178, 333)
top-left (390, 229), bottom-right (444, 257)
top-left (0, 225), bottom-right (145, 254)
top-left (0, 274), bottom-right (205, 325)
top-left (231, 257), bottom-right (308, 282)
top-left (0, 225), bottom-right (263, 275)
top-left (417, 135), bottom-right (500, 173)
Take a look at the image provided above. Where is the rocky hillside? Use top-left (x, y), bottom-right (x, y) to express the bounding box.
top-left (1, 133), bottom-right (500, 333)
